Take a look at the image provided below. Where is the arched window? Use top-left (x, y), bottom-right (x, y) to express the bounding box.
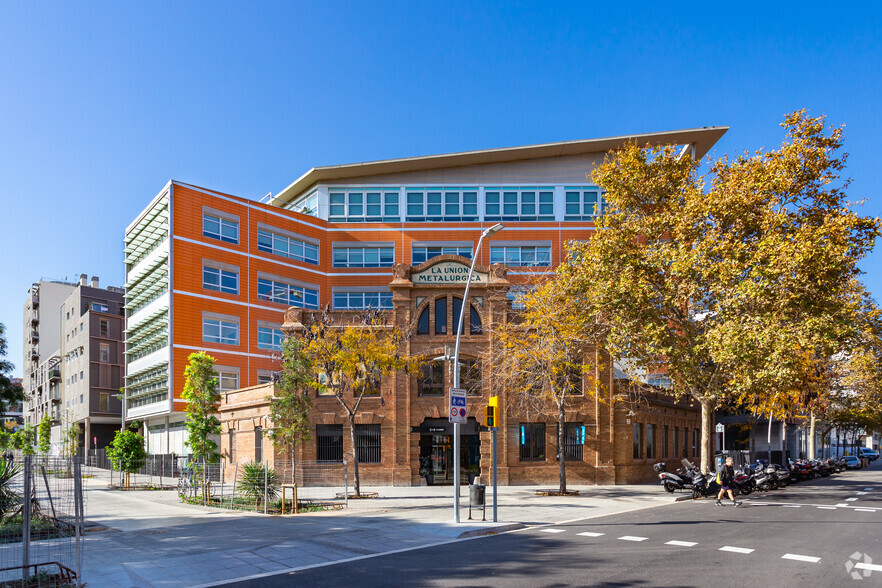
top-left (417, 306), bottom-right (429, 334)
top-left (469, 305), bottom-right (482, 335)
top-left (452, 297), bottom-right (464, 334)
top-left (435, 297), bottom-right (447, 334)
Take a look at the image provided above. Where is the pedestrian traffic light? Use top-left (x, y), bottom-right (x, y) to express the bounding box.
top-left (485, 405), bottom-right (495, 428)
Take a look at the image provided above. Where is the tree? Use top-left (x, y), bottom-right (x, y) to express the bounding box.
top-left (295, 309), bottom-right (420, 497)
top-left (0, 323), bottom-right (25, 419)
top-left (37, 414), bottom-right (52, 455)
top-left (13, 425), bottom-right (35, 456)
top-left (489, 272), bottom-right (605, 493)
top-left (568, 111), bottom-right (880, 473)
top-left (267, 337), bottom-right (313, 456)
top-left (62, 419), bottom-right (81, 460)
top-left (182, 351), bottom-right (222, 464)
top-left (107, 425), bottom-right (148, 489)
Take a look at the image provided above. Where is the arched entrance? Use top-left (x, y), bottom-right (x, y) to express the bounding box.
top-left (415, 417), bottom-right (481, 484)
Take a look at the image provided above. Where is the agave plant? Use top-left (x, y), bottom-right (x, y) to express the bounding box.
top-left (0, 457), bottom-right (23, 518)
top-left (238, 462), bottom-right (279, 506)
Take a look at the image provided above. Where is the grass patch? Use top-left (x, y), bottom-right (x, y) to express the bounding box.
top-left (180, 495), bottom-right (343, 514)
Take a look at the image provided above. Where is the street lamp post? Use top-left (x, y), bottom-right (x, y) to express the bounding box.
top-left (452, 222), bottom-right (504, 523)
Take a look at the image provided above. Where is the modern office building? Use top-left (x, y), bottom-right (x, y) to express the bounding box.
top-left (126, 127), bottom-right (726, 482)
top-left (23, 276), bottom-right (124, 453)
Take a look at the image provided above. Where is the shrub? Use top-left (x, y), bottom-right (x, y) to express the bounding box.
top-left (238, 462), bottom-right (279, 506)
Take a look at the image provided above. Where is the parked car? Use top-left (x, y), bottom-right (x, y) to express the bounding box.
top-left (859, 448), bottom-right (879, 462)
top-left (843, 455), bottom-right (863, 470)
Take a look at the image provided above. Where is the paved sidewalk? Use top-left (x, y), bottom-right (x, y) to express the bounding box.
top-left (75, 469), bottom-right (680, 587)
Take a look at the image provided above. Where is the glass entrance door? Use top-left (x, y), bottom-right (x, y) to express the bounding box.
top-left (419, 433), bottom-right (481, 484)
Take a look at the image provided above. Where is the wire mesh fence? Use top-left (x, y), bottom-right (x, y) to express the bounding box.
top-left (0, 455), bottom-right (84, 587)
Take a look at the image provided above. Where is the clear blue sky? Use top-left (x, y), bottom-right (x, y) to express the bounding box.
top-left (2, 2), bottom-right (880, 376)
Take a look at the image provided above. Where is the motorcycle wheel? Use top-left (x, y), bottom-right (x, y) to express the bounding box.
top-left (740, 485), bottom-right (752, 496)
top-left (692, 487), bottom-right (702, 500)
top-left (664, 481), bottom-right (677, 493)
top-left (759, 482), bottom-right (771, 492)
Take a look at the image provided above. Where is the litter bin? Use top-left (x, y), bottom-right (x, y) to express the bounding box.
top-left (469, 484), bottom-right (486, 521)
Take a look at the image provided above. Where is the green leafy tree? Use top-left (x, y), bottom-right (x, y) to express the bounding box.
top-left (0, 323), bottom-right (26, 419)
top-left (107, 425), bottom-right (147, 489)
top-left (182, 351), bottom-right (221, 464)
top-left (37, 414), bottom-right (52, 455)
top-left (267, 337), bottom-right (313, 458)
top-left (568, 111), bottom-right (880, 473)
top-left (13, 425), bottom-right (35, 456)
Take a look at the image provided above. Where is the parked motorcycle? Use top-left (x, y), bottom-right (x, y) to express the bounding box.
top-left (654, 461), bottom-right (695, 493)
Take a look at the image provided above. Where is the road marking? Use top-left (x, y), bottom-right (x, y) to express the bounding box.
top-left (618, 536), bottom-right (648, 542)
top-left (540, 529), bottom-right (566, 533)
top-left (577, 532), bottom-right (605, 537)
top-left (665, 540), bottom-right (697, 547)
top-left (720, 546), bottom-right (754, 554)
top-left (818, 506), bottom-right (836, 510)
top-left (855, 508), bottom-right (876, 512)
top-left (856, 562), bottom-right (882, 572)
top-left (857, 492), bottom-right (868, 495)
top-left (782, 554), bottom-right (821, 563)
top-left (782, 505), bottom-right (801, 508)
top-left (845, 498), bottom-right (858, 502)
top-left (836, 503), bottom-right (851, 507)
top-left (864, 488), bottom-right (875, 491)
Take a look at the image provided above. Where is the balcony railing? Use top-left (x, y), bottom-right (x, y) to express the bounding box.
top-left (48, 368), bottom-right (61, 381)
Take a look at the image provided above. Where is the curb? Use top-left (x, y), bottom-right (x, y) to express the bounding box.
top-left (457, 523), bottom-right (526, 538)
top-left (675, 495), bottom-right (697, 502)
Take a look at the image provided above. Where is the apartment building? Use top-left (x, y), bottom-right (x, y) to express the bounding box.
top-left (126, 127), bottom-right (726, 483)
top-left (23, 276), bottom-right (124, 453)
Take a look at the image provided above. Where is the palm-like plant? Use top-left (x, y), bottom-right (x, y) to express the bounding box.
top-left (238, 462), bottom-right (278, 507)
top-left (0, 457), bottom-right (23, 518)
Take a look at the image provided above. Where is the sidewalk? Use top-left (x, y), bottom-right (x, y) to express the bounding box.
top-left (77, 469), bottom-right (681, 587)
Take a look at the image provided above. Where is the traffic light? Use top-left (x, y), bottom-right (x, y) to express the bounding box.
top-left (485, 405), bottom-right (495, 428)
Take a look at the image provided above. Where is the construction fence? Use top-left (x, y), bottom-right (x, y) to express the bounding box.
top-left (0, 455), bottom-right (85, 587)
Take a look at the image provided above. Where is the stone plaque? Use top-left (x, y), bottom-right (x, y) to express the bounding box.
top-left (411, 261), bottom-right (488, 285)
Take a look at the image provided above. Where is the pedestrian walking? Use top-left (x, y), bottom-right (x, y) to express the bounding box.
top-left (715, 456), bottom-right (742, 507)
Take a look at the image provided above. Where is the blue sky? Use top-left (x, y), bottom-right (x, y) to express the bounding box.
top-left (1, 2), bottom-right (880, 376)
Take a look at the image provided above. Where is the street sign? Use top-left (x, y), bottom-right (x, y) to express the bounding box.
top-left (449, 387), bottom-right (467, 424)
top-left (715, 423), bottom-right (724, 433)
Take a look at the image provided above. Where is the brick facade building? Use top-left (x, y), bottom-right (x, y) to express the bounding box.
top-left (218, 256), bottom-right (702, 486)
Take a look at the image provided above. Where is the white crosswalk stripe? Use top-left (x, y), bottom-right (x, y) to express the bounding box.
top-left (618, 536), bottom-right (648, 542)
top-left (855, 508), bottom-right (876, 512)
top-left (540, 528), bottom-right (566, 533)
top-left (665, 540), bottom-right (697, 547)
top-left (782, 554), bottom-right (820, 563)
top-left (720, 546), bottom-right (754, 554)
top-left (576, 532), bottom-right (604, 537)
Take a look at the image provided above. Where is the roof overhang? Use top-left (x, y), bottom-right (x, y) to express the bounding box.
top-left (271, 126), bottom-right (728, 207)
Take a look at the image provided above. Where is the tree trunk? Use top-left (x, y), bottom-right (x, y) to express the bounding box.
top-left (807, 412), bottom-right (816, 460)
top-left (700, 400), bottom-right (712, 474)
top-left (558, 402), bottom-right (567, 494)
top-left (836, 429), bottom-right (841, 457)
top-left (348, 416), bottom-right (360, 497)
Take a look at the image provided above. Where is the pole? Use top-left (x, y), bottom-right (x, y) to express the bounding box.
top-left (74, 459), bottom-right (83, 587)
top-left (451, 223), bottom-right (503, 524)
top-left (492, 428), bottom-right (497, 523)
top-left (22, 455), bottom-right (31, 574)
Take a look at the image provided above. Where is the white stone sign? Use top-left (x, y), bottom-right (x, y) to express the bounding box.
top-left (412, 261), bottom-right (488, 285)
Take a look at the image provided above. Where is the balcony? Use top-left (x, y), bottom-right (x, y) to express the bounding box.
top-left (50, 388), bottom-right (61, 403)
top-left (30, 349), bottom-right (39, 361)
top-left (30, 316), bottom-right (39, 326)
top-left (30, 330), bottom-right (39, 342)
top-left (48, 367), bottom-right (61, 382)
top-left (32, 294), bottom-right (39, 308)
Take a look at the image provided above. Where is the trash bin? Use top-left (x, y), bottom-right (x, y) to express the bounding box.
top-left (470, 484), bottom-right (486, 506)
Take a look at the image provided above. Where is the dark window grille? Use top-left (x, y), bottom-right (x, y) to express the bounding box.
top-left (673, 426), bottom-right (679, 458)
top-left (355, 424), bottom-right (381, 464)
top-left (683, 429), bottom-right (688, 458)
top-left (646, 424), bottom-right (655, 459)
top-left (418, 362), bottom-right (444, 396)
top-left (663, 426), bottom-right (669, 458)
top-left (316, 425), bottom-right (344, 462)
top-left (254, 427), bottom-right (263, 463)
top-left (519, 423), bottom-right (546, 461)
top-left (556, 423), bottom-right (584, 461)
top-left (469, 305), bottom-right (482, 335)
top-left (633, 423), bottom-right (642, 459)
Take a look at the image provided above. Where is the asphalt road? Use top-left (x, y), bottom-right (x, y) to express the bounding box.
top-left (225, 462), bottom-right (882, 587)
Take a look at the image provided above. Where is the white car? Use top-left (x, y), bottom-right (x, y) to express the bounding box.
top-left (859, 448), bottom-right (879, 462)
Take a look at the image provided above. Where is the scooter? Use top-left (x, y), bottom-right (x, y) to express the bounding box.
top-left (654, 461), bottom-right (694, 493)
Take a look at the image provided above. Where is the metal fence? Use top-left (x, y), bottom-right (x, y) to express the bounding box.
top-left (0, 455), bottom-right (84, 586)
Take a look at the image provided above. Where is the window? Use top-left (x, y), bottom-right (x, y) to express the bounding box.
top-left (99, 319), bottom-right (109, 338)
top-left (99, 342), bottom-right (110, 363)
top-left (257, 278), bottom-right (319, 309)
top-left (204, 318), bottom-right (239, 345)
top-left (257, 326), bottom-right (285, 351)
top-left (692, 428), bottom-right (699, 458)
top-left (333, 291), bottom-right (393, 310)
top-left (683, 428), bottom-right (688, 458)
top-left (257, 372), bottom-right (274, 385)
top-left (646, 424), bottom-right (654, 459)
top-left (355, 424), bottom-right (381, 464)
top-left (519, 423), bottom-right (546, 461)
top-left (489, 245), bottom-right (551, 267)
top-left (647, 373), bottom-right (673, 389)
top-left (435, 298), bottom-right (447, 334)
top-left (216, 370), bottom-right (239, 393)
top-left (461, 359), bottom-right (481, 396)
top-left (564, 186), bottom-right (606, 220)
top-left (557, 423), bottom-right (585, 461)
top-left (203, 266), bottom-right (239, 294)
top-left (411, 246), bottom-right (473, 265)
top-left (254, 427), bottom-right (263, 463)
top-left (316, 425), bottom-right (344, 462)
top-left (257, 229), bottom-right (319, 265)
top-left (405, 188), bottom-right (478, 222)
top-left (203, 213), bottom-right (238, 244)
top-left (288, 190), bottom-right (319, 217)
top-left (417, 307), bottom-right (429, 334)
top-left (633, 423), bottom-right (642, 459)
top-left (99, 393), bottom-right (109, 411)
top-left (229, 430), bottom-right (236, 463)
top-left (673, 427), bottom-right (679, 458)
top-left (418, 362), bottom-right (444, 396)
top-left (91, 303), bottom-right (109, 313)
top-left (333, 246), bottom-right (395, 268)
top-left (329, 188), bottom-right (400, 222)
top-left (485, 187), bottom-right (554, 221)
top-left (663, 426), bottom-right (669, 459)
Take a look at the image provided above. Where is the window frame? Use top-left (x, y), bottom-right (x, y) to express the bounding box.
top-left (411, 245), bottom-right (474, 265)
top-left (256, 277), bottom-right (319, 309)
top-left (203, 266), bottom-right (239, 295)
top-left (256, 228), bottom-right (319, 265)
top-left (316, 424), bottom-right (344, 463)
top-left (418, 362), bottom-right (444, 396)
top-left (355, 424), bottom-right (382, 464)
top-left (203, 318), bottom-right (239, 346)
top-left (519, 423), bottom-right (546, 461)
top-left (484, 187), bottom-right (554, 222)
top-left (489, 245), bottom-right (552, 267)
top-left (405, 187), bottom-right (479, 222)
top-left (329, 188), bottom-right (400, 222)
top-left (332, 291), bottom-right (393, 310)
top-left (202, 213), bottom-right (239, 244)
top-left (257, 326), bottom-right (285, 351)
top-left (332, 246), bottom-right (395, 268)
